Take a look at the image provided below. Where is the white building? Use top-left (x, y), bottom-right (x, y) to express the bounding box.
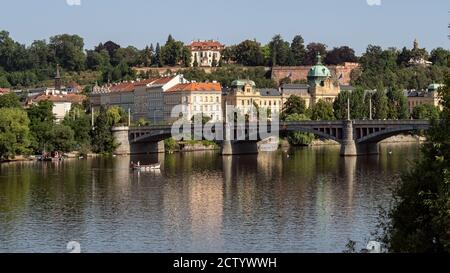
top-left (164, 82), bottom-right (222, 123)
top-left (189, 40), bottom-right (225, 67)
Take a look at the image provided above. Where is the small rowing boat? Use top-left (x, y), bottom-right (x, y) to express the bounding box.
top-left (132, 163), bottom-right (161, 171)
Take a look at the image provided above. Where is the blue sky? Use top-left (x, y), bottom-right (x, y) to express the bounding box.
top-left (1, 0), bottom-right (448, 55)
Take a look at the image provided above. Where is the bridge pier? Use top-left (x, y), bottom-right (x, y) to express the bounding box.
top-left (221, 140), bottom-right (259, 156)
top-left (112, 126), bottom-right (165, 155)
top-left (340, 121), bottom-right (358, 156)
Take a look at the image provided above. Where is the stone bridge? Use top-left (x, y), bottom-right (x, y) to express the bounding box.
top-left (112, 120), bottom-right (430, 156)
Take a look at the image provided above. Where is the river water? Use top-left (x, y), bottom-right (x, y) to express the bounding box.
top-left (0, 144), bottom-right (420, 253)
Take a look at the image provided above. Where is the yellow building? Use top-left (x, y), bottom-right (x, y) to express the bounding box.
top-left (222, 80), bottom-right (282, 117)
top-left (407, 83), bottom-right (444, 113)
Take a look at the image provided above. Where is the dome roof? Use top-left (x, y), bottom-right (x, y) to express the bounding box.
top-left (427, 83), bottom-right (444, 92)
top-left (231, 79), bottom-right (256, 87)
top-left (308, 54), bottom-right (331, 78)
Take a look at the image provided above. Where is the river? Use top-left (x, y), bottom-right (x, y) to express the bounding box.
top-left (0, 143), bottom-right (420, 253)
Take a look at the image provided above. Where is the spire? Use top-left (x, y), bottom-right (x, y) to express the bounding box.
top-left (54, 64), bottom-right (62, 91)
top-left (316, 53), bottom-right (323, 65)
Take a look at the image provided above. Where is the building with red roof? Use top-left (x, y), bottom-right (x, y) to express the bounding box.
top-left (188, 40), bottom-right (225, 67)
top-left (164, 81), bottom-right (223, 122)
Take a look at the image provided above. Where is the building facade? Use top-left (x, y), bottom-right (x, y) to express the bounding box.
top-left (164, 82), bottom-right (223, 123)
top-left (222, 80), bottom-right (282, 118)
top-left (407, 83), bottom-right (444, 113)
top-left (189, 40), bottom-right (225, 67)
top-left (133, 76), bottom-right (185, 123)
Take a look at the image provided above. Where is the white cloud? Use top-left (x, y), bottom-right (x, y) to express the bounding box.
top-left (66, 0), bottom-right (81, 6)
top-left (366, 0), bottom-right (382, 6)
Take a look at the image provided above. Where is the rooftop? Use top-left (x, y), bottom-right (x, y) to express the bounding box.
top-left (32, 93), bottom-right (87, 104)
top-left (167, 82), bottom-right (222, 92)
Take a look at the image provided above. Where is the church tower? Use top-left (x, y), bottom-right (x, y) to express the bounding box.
top-left (54, 64), bottom-right (62, 91)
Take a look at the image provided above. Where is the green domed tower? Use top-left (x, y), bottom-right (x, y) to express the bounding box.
top-left (307, 53), bottom-right (331, 87)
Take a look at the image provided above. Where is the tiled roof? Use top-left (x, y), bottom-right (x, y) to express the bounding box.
top-left (189, 40), bottom-right (224, 50)
top-left (0, 88), bottom-right (11, 94)
top-left (167, 82), bottom-right (222, 92)
top-left (109, 82), bottom-right (135, 93)
top-left (33, 93), bottom-right (87, 103)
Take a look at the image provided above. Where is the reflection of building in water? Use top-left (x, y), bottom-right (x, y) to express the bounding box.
top-left (189, 173), bottom-right (224, 250)
top-left (256, 152), bottom-right (283, 178)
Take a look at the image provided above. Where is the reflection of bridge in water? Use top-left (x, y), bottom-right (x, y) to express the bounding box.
top-left (112, 120), bottom-right (430, 156)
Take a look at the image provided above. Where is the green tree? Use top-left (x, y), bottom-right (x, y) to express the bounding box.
top-left (0, 108), bottom-right (31, 160)
top-left (282, 95), bottom-right (307, 120)
top-left (303, 43), bottom-right (327, 65)
top-left (268, 34), bottom-right (291, 66)
top-left (430, 47), bottom-right (450, 67)
top-left (49, 124), bottom-right (75, 152)
top-left (285, 113), bottom-right (314, 146)
top-left (91, 106), bottom-right (117, 154)
top-left (0, 92), bottom-right (20, 108)
top-left (235, 40), bottom-right (265, 66)
top-left (27, 100), bottom-right (55, 153)
top-left (333, 90), bottom-right (351, 120)
top-left (412, 104), bottom-right (440, 120)
top-left (310, 100), bottom-right (335, 121)
top-left (380, 74), bottom-right (450, 252)
top-left (372, 89), bottom-right (389, 120)
top-left (62, 104), bottom-right (91, 149)
top-left (325, 46), bottom-right (357, 65)
top-left (387, 86), bottom-right (409, 119)
top-left (49, 34), bottom-right (86, 71)
top-left (290, 35), bottom-right (306, 66)
top-left (106, 105), bottom-right (127, 126)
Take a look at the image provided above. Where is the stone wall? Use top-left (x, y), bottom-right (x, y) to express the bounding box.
top-left (271, 62), bottom-right (359, 85)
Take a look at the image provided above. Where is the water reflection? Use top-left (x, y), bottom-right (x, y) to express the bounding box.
top-left (0, 144), bottom-right (419, 253)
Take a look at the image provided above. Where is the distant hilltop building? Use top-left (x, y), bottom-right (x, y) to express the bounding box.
top-left (189, 40), bottom-right (225, 67)
top-left (408, 39), bottom-right (432, 67)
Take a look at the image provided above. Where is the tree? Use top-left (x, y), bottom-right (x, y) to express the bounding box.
top-left (303, 43), bottom-right (327, 65)
top-left (430, 48), bottom-right (450, 67)
top-left (0, 108), bottom-right (31, 160)
top-left (380, 73), bottom-right (450, 252)
top-left (372, 89), bottom-right (389, 120)
top-left (412, 104), bottom-right (440, 120)
top-left (91, 106), bottom-right (117, 154)
top-left (62, 104), bottom-right (91, 149)
top-left (86, 49), bottom-right (110, 70)
top-left (49, 124), bottom-right (75, 152)
top-left (282, 95), bottom-right (307, 120)
top-left (290, 35), bottom-right (306, 66)
top-left (310, 100), bottom-right (335, 120)
top-left (49, 34), bottom-right (86, 71)
top-left (325, 46), bottom-right (357, 65)
top-left (235, 40), bottom-right (265, 66)
top-left (268, 34), bottom-right (291, 66)
top-left (106, 105), bottom-right (127, 126)
top-left (387, 86), bottom-right (409, 119)
top-left (27, 100), bottom-right (55, 153)
top-left (0, 92), bottom-right (20, 108)
top-left (285, 113), bottom-right (314, 146)
top-left (140, 45), bottom-right (153, 67)
top-left (95, 41), bottom-right (120, 58)
top-left (154, 43), bottom-right (163, 67)
top-left (333, 91), bottom-right (351, 120)
top-left (111, 46), bottom-right (140, 67)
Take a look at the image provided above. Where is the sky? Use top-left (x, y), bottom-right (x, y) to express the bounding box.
top-left (0, 0), bottom-right (449, 55)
